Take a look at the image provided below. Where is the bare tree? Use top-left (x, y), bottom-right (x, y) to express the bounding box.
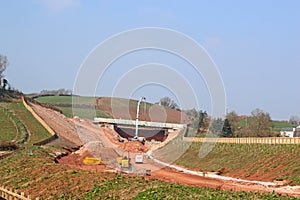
top-left (249, 108), bottom-right (273, 137)
top-left (289, 115), bottom-right (300, 126)
top-left (40, 88), bottom-right (72, 96)
top-left (0, 55), bottom-right (8, 83)
top-left (226, 111), bottom-right (239, 137)
top-left (197, 110), bottom-right (208, 131)
top-left (159, 97), bottom-right (180, 110)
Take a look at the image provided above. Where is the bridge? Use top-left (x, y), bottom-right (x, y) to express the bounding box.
top-left (93, 117), bottom-right (186, 130)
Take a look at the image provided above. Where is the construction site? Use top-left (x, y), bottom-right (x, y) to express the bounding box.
top-left (1, 95), bottom-right (300, 199)
top-left (28, 97), bottom-right (300, 194)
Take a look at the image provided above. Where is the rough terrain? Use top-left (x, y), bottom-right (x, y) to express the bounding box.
top-left (28, 102), bottom-right (300, 197)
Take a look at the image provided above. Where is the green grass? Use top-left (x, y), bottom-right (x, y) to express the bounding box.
top-left (238, 117), bottom-right (294, 129)
top-left (272, 120), bottom-right (294, 131)
top-left (175, 142), bottom-right (300, 185)
top-left (35, 96), bottom-right (112, 120)
top-left (0, 102), bottom-right (51, 145)
top-left (80, 177), bottom-right (292, 200)
top-left (0, 107), bottom-right (17, 142)
top-left (0, 146), bottom-right (295, 199)
top-left (35, 95), bottom-right (96, 105)
top-left (58, 107), bottom-right (111, 120)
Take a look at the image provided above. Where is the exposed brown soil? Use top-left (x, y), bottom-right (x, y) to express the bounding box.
top-left (102, 127), bottom-right (150, 153)
top-left (150, 167), bottom-right (300, 196)
top-left (57, 148), bottom-right (114, 171)
top-left (30, 103), bottom-right (82, 147)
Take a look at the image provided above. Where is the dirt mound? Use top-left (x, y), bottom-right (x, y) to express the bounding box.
top-left (57, 149), bottom-right (111, 171)
top-left (121, 141), bottom-right (149, 153)
top-left (101, 127), bottom-right (152, 153)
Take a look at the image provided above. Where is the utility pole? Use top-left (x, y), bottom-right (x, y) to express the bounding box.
top-left (135, 96), bottom-right (146, 139)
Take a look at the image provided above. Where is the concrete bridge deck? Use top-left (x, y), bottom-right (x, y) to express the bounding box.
top-left (93, 117), bottom-right (186, 130)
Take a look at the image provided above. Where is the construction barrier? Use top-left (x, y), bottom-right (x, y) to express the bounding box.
top-left (184, 137), bottom-right (300, 144)
top-left (0, 185), bottom-right (38, 200)
top-left (22, 96), bottom-right (56, 137)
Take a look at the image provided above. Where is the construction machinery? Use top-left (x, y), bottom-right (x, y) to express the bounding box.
top-left (117, 151), bottom-right (131, 170)
top-left (135, 154), bottom-right (143, 164)
top-left (83, 157), bottom-right (101, 165)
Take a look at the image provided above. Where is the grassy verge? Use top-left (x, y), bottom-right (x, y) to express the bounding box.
top-left (0, 107), bottom-right (17, 141)
top-left (0, 146), bottom-right (295, 199)
top-left (175, 142), bottom-right (300, 185)
top-left (0, 102), bottom-right (50, 145)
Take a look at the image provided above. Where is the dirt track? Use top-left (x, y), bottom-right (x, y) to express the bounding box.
top-left (30, 102), bottom-right (300, 196)
top-left (150, 168), bottom-right (300, 196)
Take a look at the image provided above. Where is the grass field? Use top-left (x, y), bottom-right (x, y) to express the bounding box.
top-left (238, 117), bottom-right (294, 129)
top-left (0, 102), bottom-right (50, 145)
top-left (175, 142), bottom-right (300, 185)
top-left (0, 146), bottom-right (295, 199)
top-left (36, 95), bottom-right (96, 105)
top-left (58, 107), bottom-right (111, 119)
top-left (0, 107), bottom-right (17, 142)
top-left (272, 120), bottom-right (294, 129)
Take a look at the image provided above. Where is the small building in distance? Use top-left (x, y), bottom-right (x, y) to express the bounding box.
top-left (280, 125), bottom-right (300, 137)
top-left (295, 125), bottom-right (300, 137)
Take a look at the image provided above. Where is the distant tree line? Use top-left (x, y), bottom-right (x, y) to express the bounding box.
top-left (184, 107), bottom-right (275, 138)
top-left (157, 97), bottom-right (180, 111)
top-left (159, 96), bottom-right (276, 138)
top-left (184, 108), bottom-right (210, 133)
top-left (39, 88), bottom-right (72, 96)
top-left (225, 109), bottom-right (274, 137)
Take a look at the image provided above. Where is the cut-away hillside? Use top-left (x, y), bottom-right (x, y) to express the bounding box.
top-left (34, 95), bottom-right (188, 124)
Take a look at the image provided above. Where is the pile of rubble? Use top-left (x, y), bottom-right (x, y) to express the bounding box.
top-left (101, 127), bottom-right (154, 153)
top-left (121, 141), bottom-right (150, 153)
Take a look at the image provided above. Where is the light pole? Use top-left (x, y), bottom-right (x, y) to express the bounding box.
top-left (135, 96), bottom-right (146, 139)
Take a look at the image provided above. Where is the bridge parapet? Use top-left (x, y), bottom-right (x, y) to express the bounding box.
top-left (93, 117), bottom-right (186, 130)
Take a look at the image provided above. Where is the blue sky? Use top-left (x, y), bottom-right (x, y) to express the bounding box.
top-left (1, 0), bottom-right (300, 120)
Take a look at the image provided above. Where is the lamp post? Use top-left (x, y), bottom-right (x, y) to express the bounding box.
top-left (135, 96), bottom-right (146, 139)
